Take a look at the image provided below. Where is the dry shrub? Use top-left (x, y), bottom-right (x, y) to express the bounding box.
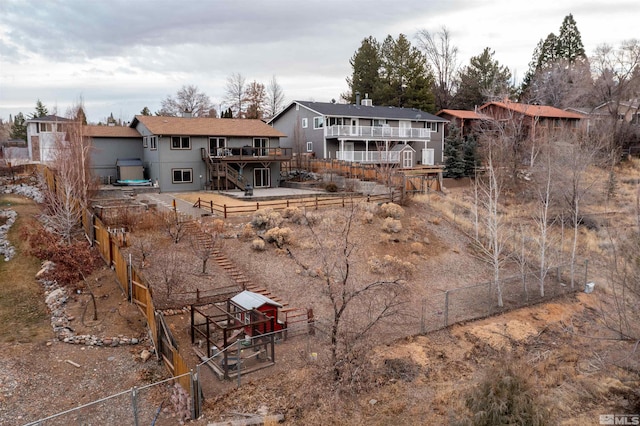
top-left (361, 211), bottom-right (374, 224)
top-left (379, 202), bottom-right (404, 219)
top-left (241, 223), bottom-right (255, 240)
top-left (368, 255), bottom-right (414, 278)
top-left (265, 226), bottom-right (292, 247)
top-left (382, 217), bottom-right (402, 233)
top-left (456, 360), bottom-right (550, 426)
top-left (410, 242), bottom-right (423, 254)
top-left (251, 238), bottom-right (266, 251)
top-left (281, 206), bottom-right (300, 219)
top-left (380, 357), bottom-right (421, 382)
top-left (251, 208), bottom-right (282, 230)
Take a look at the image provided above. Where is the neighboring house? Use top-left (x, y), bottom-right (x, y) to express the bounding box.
top-left (593, 100), bottom-right (640, 124)
top-left (25, 115), bottom-right (73, 163)
top-left (478, 101), bottom-right (583, 140)
top-left (129, 115), bottom-right (289, 192)
top-left (269, 97), bottom-right (447, 168)
top-left (83, 125), bottom-right (143, 183)
top-left (436, 109), bottom-right (489, 137)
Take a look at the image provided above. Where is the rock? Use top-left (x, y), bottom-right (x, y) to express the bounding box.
top-left (140, 349), bottom-right (152, 362)
top-left (369, 399), bottom-right (378, 406)
top-left (103, 339), bottom-right (112, 346)
top-left (131, 338), bottom-right (139, 344)
top-left (35, 267), bottom-right (48, 279)
top-left (45, 288), bottom-right (65, 306)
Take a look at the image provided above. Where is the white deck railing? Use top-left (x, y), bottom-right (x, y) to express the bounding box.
top-left (326, 125), bottom-right (431, 139)
top-left (336, 150), bottom-right (401, 163)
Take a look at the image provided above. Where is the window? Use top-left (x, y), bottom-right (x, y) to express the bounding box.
top-left (301, 118), bottom-right (308, 128)
top-left (306, 141), bottom-right (313, 152)
top-left (143, 136), bottom-right (148, 148)
top-left (209, 137), bottom-right (227, 156)
top-left (329, 117), bottom-right (344, 126)
top-left (172, 168), bottom-right (192, 183)
top-left (171, 136), bottom-right (190, 149)
top-left (313, 117), bottom-right (324, 129)
top-left (253, 137), bottom-right (268, 156)
top-left (426, 122), bottom-right (437, 131)
top-left (39, 123), bottom-right (59, 132)
top-left (149, 136), bottom-right (157, 150)
top-left (373, 119), bottom-right (386, 127)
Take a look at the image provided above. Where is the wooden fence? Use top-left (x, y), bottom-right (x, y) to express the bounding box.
top-left (193, 192), bottom-right (396, 218)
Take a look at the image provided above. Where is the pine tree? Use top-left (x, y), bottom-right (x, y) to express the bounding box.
top-left (10, 112), bottom-right (27, 141)
top-left (454, 47), bottom-right (512, 110)
top-left (30, 99), bottom-right (49, 119)
top-left (463, 135), bottom-right (479, 176)
top-left (344, 36), bottom-right (383, 104)
top-left (140, 107), bottom-right (151, 116)
top-left (556, 13), bottom-right (585, 63)
top-left (444, 124), bottom-right (466, 178)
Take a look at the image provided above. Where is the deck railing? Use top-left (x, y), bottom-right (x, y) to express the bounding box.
top-left (326, 125), bottom-right (431, 139)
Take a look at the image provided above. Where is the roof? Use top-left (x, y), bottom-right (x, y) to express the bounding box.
top-left (84, 125), bottom-right (141, 138)
top-left (436, 109), bottom-right (488, 120)
top-left (116, 158), bottom-right (143, 167)
top-left (390, 143), bottom-right (416, 152)
top-left (26, 115), bottom-right (73, 123)
top-left (479, 101), bottom-right (583, 119)
top-left (271, 100), bottom-right (447, 123)
top-left (231, 290), bottom-right (283, 310)
top-left (131, 115), bottom-right (286, 138)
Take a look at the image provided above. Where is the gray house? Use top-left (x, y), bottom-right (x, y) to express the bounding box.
top-left (268, 98), bottom-right (447, 168)
top-left (84, 125), bottom-right (143, 183)
top-left (129, 115), bottom-right (289, 192)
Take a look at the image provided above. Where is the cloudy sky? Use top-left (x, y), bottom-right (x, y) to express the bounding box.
top-left (0, 0), bottom-right (638, 124)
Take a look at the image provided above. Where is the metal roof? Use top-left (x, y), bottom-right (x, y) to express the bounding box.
top-left (231, 290), bottom-right (282, 310)
top-left (274, 101), bottom-right (446, 122)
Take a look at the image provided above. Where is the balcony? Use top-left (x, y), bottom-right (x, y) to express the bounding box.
top-left (326, 125), bottom-right (431, 140)
top-left (202, 147), bottom-right (292, 162)
top-left (336, 150), bottom-right (400, 164)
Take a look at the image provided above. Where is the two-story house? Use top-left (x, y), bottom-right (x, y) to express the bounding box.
top-left (129, 115), bottom-right (289, 192)
top-left (26, 115), bottom-right (73, 163)
top-left (269, 98), bottom-right (447, 168)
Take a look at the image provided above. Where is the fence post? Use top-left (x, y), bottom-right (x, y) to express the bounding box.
top-left (420, 298), bottom-right (426, 334)
top-left (444, 291), bottom-right (449, 327)
top-left (210, 200), bottom-right (213, 213)
top-left (224, 204), bottom-right (228, 219)
top-left (127, 253), bottom-right (133, 302)
top-left (315, 195), bottom-right (318, 210)
top-left (256, 202), bottom-right (260, 211)
top-left (131, 386), bottom-right (139, 426)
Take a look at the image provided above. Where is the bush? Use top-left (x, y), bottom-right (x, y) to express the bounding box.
top-left (368, 254), bottom-right (414, 277)
top-left (380, 202), bottom-right (404, 219)
top-left (381, 217), bottom-right (402, 233)
top-left (241, 223), bottom-right (255, 239)
top-left (361, 211), bottom-right (374, 224)
top-left (458, 361), bottom-right (550, 426)
top-left (251, 238), bottom-right (266, 251)
top-left (251, 208), bottom-right (282, 230)
top-left (265, 226), bottom-right (292, 247)
top-left (325, 182), bottom-right (338, 192)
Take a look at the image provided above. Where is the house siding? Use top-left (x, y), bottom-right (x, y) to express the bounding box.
top-left (90, 137), bottom-right (143, 182)
top-left (272, 105), bottom-right (325, 159)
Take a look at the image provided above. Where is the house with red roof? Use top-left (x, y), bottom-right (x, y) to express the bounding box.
top-left (477, 101), bottom-right (583, 140)
top-left (436, 109), bottom-right (490, 137)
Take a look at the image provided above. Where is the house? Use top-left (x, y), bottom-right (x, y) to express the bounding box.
top-left (129, 115), bottom-right (289, 192)
top-left (229, 290), bottom-right (284, 336)
top-left (83, 125), bottom-right (143, 183)
top-left (269, 97), bottom-right (447, 168)
top-left (25, 115), bottom-right (73, 163)
top-left (478, 101), bottom-right (583, 140)
top-left (436, 109), bottom-right (489, 137)
top-left (592, 100), bottom-right (640, 124)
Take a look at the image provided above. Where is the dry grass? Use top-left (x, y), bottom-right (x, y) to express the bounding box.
top-left (0, 194), bottom-right (50, 343)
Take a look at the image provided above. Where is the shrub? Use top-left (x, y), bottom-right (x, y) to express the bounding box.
top-left (380, 202), bottom-right (404, 219)
top-left (251, 238), bottom-right (266, 251)
top-left (459, 361), bottom-right (550, 426)
top-left (410, 242), bottom-right (423, 254)
top-left (241, 223), bottom-right (255, 239)
top-left (361, 211), bottom-right (374, 224)
top-left (381, 217), bottom-right (402, 233)
top-left (368, 254), bottom-right (414, 277)
top-left (265, 226), bottom-right (292, 247)
top-left (325, 182), bottom-right (338, 192)
top-left (251, 208), bottom-right (282, 230)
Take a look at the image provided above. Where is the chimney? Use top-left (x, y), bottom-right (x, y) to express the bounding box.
top-left (361, 93), bottom-right (373, 107)
top-left (355, 91), bottom-right (361, 105)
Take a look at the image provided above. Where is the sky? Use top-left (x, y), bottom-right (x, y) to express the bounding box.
top-left (0, 0), bottom-right (638, 124)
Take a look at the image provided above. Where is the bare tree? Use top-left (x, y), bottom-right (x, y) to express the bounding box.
top-left (532, 146), bottom-right (555, 297)
top-left (474, 142), bottom-right (507, 307)
top-left (225, 73), bottom-right (247, 118)
top-left (159, 85), bottom-right (214, 117)
top-left (156, 250), bottom-right (184, 299)
top-left (303, 207), bottom-right (408, 384)
top-left (266, 75), bottom-right (285, 119)
top-left (189, 223), bottom-right (222, 274)
top-left (244, 80), bottom-right (268, 119)
top-left (415, 26), bottom-right (459, 110)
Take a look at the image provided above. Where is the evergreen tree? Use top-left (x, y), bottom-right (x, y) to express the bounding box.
top-left (462, 135), bottom-right (479, 176)
top-left (443, 123), bottom-right (465, 178)
top-left (454, 47), bottom-right (512, 110)
top-left (10, 112), bottom-right (27, 141)
top-left (344, 36), bottom-right (383, 104)
top-left (30, 99), bottom-right (48, 119)
top-left (379, 34), bottom-right (435, 112)
top-left (556, 13), bottom-right (585, 63)
top-left (75, 106), bottom-right (87, 125)
top-left (140, 106), bottom-right (151, 116)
